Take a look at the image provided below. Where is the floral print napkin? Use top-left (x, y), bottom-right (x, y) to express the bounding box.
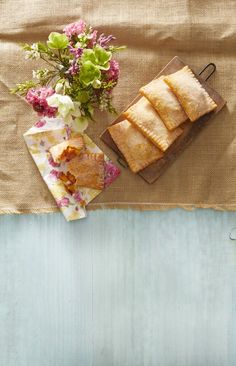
top-left (24, 117), bottom-right (120, 221)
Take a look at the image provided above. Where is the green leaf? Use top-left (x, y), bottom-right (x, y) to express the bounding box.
top-left (47, 32), bottom-right (69, 50)
top-left (108, 45), bottom-right (127, 53)
top-left (37, 42), bottom-right (48, 52)
top-left (76, 90), bottom-right (90, 103)
top-left (79, 61), bottom-right (101, 86)
top-left (10, 80), bottom-right (38, 96)
top-left (20, 43), bottom-right (32, 51)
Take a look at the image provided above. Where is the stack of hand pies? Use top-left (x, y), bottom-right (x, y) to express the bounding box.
top-left (108, 65), bottom-right (217, 173)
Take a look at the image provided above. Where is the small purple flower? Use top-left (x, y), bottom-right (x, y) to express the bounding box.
top-left (68, 60), bottom-right (79, 75)
top-left (63, 20), bottom-right (86, 39)
top-left (49, 169), bottom-right (60, 180)
top-left (98, 33), bottom-right (116, 48)
top-left (34, 119), bottom-right (46, 128)
top-left (56, 197), bottom-right (70, 208)
top-left (69, 45), bottom-right (83, 58)
top-left (104, 160), bottom-right (120, 187)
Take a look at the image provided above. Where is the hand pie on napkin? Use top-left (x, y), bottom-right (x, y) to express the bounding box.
top-left (49, 135), bottom-right (84, 163)
top-left (140, 76), bottom-right (188, 130)
top-left (67, 152), bottom-right (105, 190)
top-left (50, 136), bottom-right (105, 190)
top-left (108, 119), bottom-right (163, 173)
top-left (24, 118), bottom-right (120, 221)
top-left (164, 66), bottom-right (217, 122)
top-left (124, 97), bottom-right (183, 151)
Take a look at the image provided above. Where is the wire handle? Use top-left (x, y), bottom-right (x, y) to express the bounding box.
top-left (198, 63), bottom-right (216, 81)
top-left (117, 157), bottom-right (128, 168)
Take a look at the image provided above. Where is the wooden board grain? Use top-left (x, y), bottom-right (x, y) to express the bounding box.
top-left (100, 56), bottom-right (226, 184)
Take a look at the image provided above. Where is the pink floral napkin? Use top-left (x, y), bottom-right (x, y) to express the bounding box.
top-left (24, 117), bottom-right (120, 221)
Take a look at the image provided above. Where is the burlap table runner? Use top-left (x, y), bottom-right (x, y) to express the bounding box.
top-left (0, 0), bottom-right (235, 214)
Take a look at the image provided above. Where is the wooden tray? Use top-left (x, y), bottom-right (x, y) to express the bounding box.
top-left (100, 56), bottom-right (226, 184)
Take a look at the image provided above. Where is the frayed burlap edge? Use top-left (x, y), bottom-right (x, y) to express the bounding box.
top-left (87, 203), bottom-right (236, 211)
top-left (1, 202), bottom-right (236, 216)
top-left (0, 207), bottom-right (58, 215)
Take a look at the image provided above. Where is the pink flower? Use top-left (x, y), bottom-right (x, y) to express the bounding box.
top-left (49, 169), bottom-right (60, 180)
top-left (26, 87), bottom-right (57, 118)
top-left (34, 119), bottom-right (46, 128)
top-left (107, 59), bottom-right (120, 82)
top-left (73, 191), bottom-right (85, 204)
top-left (63, 20), bottom-right (86, 38)
top-left (48, 155), bottom-right (60, 167)
top-left (87, 30), bottom-right (98, 48)
top-left (56, 197), bottom-right (70, 208)
top-left (104, 160), bottom-right (120, 187)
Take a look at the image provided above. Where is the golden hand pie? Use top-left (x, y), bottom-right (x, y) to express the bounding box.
top-left (49, 135), bottom-right (84, 163)
top-left (108, 119), bottom-right (163, 173)
top-left (140, 76), bottom-right (188, 130)
top-left (67, 152), bottom-right (104, 190)
top-left (164, 66), bottom-right (217, 122)
top-left (123, 97), bottom-right (183, 151)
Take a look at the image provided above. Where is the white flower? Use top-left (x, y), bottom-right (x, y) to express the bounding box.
top-left (47, 94), bottom-right (75, 120)
top-left (25, 43), bottom-right (40, 60)
top-left (74, 116), bottom-right (89, 132)
top-left (92, 79), bottom-right (101, 89)
top-left (55, 83), bottom-right (64, 93)
top-left (73, 102), bottom-right (82, 117)
top-left (32, 68), bottom-right (50, 80)
top-left (46, 94), bottom-right (86, 130)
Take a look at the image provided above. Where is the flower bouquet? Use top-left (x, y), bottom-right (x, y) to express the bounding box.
top-left (11, 19), bottom-right (125, 131)
top-left (10, 20), bottom-right (124, 221)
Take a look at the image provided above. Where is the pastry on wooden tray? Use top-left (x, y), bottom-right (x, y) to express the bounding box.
top-left (140, 76), bottom-right (188, 130)
top-left (164, 66), bottom-right (217, 122)
top-left (108, 119), bottom-right (163, 173)
top-left (124, 97), bottom-right (183, 152)
top-left (49, 135), bottom-right (84, 163)
top-left (67, 152), bottom-right (104, 190)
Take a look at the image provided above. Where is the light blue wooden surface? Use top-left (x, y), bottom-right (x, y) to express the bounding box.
top-left (0, 209), bottom-right (236, 366)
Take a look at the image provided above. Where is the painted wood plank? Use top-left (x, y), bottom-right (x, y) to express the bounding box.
top-left (0, 210), bottom-right (236, 366)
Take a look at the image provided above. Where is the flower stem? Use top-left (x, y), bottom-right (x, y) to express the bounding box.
top-left (40, 55), bottom-right (58, 70)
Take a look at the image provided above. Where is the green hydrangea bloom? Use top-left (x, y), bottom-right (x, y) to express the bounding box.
top-left (47, 32), bottom-right (69, 50)
top-left (79, 61), bottom-right (101, 86)
top-left (94, 45), bottom-right (112, 70)
top-left (81, 45), bottom-right (112, 71)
